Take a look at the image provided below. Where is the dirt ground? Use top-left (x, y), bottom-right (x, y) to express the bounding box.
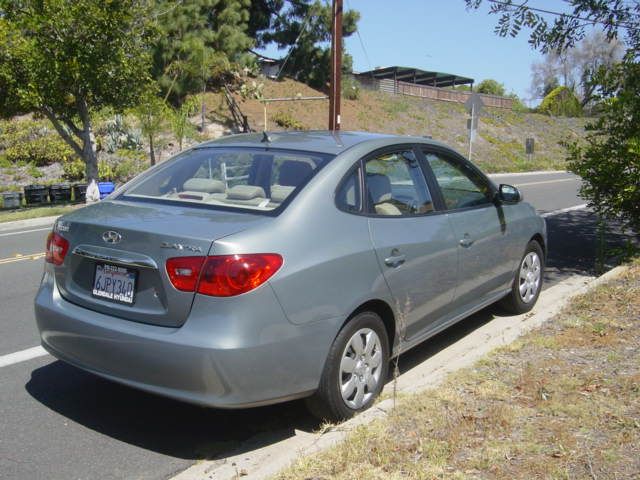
top-left (276, 260), bottom-right (640, 480)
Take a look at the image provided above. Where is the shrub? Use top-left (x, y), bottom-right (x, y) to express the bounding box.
top-left (476, 79), bottom-right (506, 96)
top-left (0, 119), bottom-right (76, 166)
top-left (95, 114), bottom-right (142, 153)
top-left (342, 75), bottom-right (361, 100)
top-left (62, 158), bottom-right (85, 181)
top-left (112, 149), bottom-right (147, 182)
top-left (538, 86), bottom-right (583, 117)
top-left (272, 111), bottom-right (307, 130)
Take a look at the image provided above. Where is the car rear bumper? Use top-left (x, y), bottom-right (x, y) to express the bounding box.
top-left (34, 270), bottom-right (340, 408)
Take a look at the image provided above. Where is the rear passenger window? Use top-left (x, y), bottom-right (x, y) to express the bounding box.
top-left (424, 152), bottom-right (493, 210)
top-left (364, 150), bottom-right (434, 216)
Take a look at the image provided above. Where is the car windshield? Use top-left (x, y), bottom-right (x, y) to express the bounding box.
top-left (121, 147), bottom-right (334, 213)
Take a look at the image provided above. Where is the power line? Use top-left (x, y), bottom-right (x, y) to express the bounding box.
top-left (275, 9), bottom-right (314, 79)
top-left (487, 0), bottom-right (640, 31)
top-left (345, 0), bottom-right (373, 71)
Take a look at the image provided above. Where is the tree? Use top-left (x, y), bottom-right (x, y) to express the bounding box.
top-left (476, 79), bottom-right (506, 96)
top-left (538, 86), bottom-right (583, 117)
top-left (530, 31), bottom-right (624, 106)
top-left (464, 0), bottom-right (639, 55)
top-left (152, 0), bottom-right (253, 102)
top-left (0, 1), bottom-right (155, 181)
top-left (465, 0), bottom-right (640, 231)
top-left (170, 97), bottom-right (200, 151)
top-left (567, 63), bottom-right (640, 231)
top-left (131, 88), bottom-right (169, 166)
top-left (249, 0), bottom-right (360, 89)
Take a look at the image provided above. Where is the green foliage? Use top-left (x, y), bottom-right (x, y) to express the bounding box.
top-left (342, 75), bottom-right (361, 101)
top-left (153, 0), bottom-right (253, 101)
top-left (130, 87), bottom-right (169, 165)
top-left (98, 160), bottom-right (114, 180)
top-left (0, 119), bottom-right (75, 166)
top-left (96, 115), bottom-right (142, 154)
top-left (272, 111), bottom-right (307, 130)
top-left (508, 93), bottom-right (529, 113)
top-left (62, 158), bottom-right (85, 181)
top-left (476, 79), bottom-right (506, 96)
top-left (567, 62), bottom-right (640, 232)
top-left (538, 86), bottom-right (583, 117)
top-left (0, 0), bottom-right (156, 180)
top-left (113, 150), bottom-right (148, 182)
top-left (249, 1), bottom-right (360, 89)
top-left (170, 97), bottom-right (200, 150)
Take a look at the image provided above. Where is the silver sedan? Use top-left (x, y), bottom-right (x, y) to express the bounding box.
top-left (35, 131), bottom-right (546, 421)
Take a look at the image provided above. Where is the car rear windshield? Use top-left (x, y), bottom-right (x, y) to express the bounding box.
top-left (120, 147), bottom-right (334, 213)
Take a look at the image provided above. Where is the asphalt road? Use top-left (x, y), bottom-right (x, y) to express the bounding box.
top-left (0, 171), bottom-right (636, 480)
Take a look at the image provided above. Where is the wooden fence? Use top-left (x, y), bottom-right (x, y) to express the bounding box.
top-left (357, 77), bottom-right (514, 109)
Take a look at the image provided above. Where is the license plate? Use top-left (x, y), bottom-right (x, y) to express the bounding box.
top-left (92, 263), bottom-right (137, 305)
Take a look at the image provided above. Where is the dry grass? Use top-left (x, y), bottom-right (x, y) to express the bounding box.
top-left (212, 78), bottom-right (589, 173)
top-left (0, 204), bottom-right (78, 223)
top-left (275, 260), bottom-right (640, 480)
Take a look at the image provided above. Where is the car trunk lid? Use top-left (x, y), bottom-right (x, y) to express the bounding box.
top-left (53, 200), bottom-right (270, 327)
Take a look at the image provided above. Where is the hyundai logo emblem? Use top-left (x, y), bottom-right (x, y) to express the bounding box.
top-left (102, 230), bottom-right (122, 244)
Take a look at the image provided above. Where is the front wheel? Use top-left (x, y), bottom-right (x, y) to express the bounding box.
top-left (305, 311), bottom-right (389, 422)
top-left (499, 240), bottom-right (544, 314)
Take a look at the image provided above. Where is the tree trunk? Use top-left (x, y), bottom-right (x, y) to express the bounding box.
top-left (149, 135), bottom-right (156, 166)
top-left (77, 96), bottom-right (99, 181)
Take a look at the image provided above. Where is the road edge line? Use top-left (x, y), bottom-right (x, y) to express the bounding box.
top-left (0, 346), bottom-right (48, 368)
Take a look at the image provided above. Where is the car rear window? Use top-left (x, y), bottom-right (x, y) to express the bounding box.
top-left (120, 147), bottom-right (333, 213)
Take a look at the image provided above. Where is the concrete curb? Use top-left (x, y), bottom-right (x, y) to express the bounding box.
top-left (0, 215), bottom-right (60, 233)
top-left (171, 266), bottom-right (630, 480)
top-left (488, 170), bottom-right (568, 178)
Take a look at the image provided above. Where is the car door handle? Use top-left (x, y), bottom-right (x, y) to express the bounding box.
top-left (384, 250), bottom-right (406, 268)
top-left (459, 234), bottom-right (474, 248)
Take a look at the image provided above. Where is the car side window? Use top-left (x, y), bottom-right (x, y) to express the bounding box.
top-left (364, 150), bottom-right (434, 216)
top-left (336, 166), bottom-right (362, 213)
top-left (424, 152), bottom-right (493, 210)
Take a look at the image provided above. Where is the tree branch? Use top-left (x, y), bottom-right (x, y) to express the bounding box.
top-left (40, 107), bottom-right (84, 158)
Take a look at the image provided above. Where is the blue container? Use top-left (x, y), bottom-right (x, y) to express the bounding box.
top-left (98, 182), bottom-right (115, 200)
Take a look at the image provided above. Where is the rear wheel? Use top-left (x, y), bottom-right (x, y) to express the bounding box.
top-left (500, 240), bottom-right (544, 314)
top-left (306, 311), bottom-right (389, 422)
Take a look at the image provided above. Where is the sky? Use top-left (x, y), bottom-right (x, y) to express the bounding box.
top-left (258, 0), bottom-right (577, 106)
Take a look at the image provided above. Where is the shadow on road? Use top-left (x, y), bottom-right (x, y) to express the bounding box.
top-left (24, 208), bottom-right (638, 466)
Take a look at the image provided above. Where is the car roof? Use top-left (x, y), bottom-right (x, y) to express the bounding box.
top-left (197, 130), bottom-right (450, 156)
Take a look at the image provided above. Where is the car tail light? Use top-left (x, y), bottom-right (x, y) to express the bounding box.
top-left (198, 254), bottom-right (283, 297)
top-left (45, 232), bottom-right (69, 266)
top-left (166, 254), bottom-right (283, 297)
top-left (166, 256), bottom-right (205, 292)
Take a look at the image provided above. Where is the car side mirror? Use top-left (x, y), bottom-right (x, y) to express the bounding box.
top-left (497, 184), bottom-right (522, 204)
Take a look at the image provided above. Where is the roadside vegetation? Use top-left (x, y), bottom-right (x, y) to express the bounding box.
top-left (276, 260), bottom-right (640, 480)
top-left (0, 204), bottom-right (77, 223)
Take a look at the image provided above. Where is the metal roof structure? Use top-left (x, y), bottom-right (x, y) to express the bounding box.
top-left (355, 66), bottom-right (474, 88)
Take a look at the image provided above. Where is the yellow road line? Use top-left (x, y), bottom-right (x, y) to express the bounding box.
top-left (0, 252), bottom-right (46, 265)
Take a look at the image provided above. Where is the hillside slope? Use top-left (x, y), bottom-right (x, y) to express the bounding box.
top-left (207, 78), bottom-right (588, 174)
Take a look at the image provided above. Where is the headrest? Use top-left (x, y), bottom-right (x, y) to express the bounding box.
top-left (226, 185), bottom-right (266, 201)
top-left (270, 185), bottom-right (295, 203)
top-left (367, 173), bottom-right (392, 203)
top-left (183, 178), bottom-right (225, 194)
top-left (278, 160), bottom-right (313, 187)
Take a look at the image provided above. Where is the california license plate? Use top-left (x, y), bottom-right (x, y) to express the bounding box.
top-left (92, 263), bottom-right (137, 305)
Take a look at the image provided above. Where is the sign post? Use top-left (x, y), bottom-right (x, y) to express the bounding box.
top-left (465, 93), bottom-right (484, 161)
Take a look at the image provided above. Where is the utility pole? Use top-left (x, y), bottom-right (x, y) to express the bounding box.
top-left (328, 0), bottom-right (342, 131)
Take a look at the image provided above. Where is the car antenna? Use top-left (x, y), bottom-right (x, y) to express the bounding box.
top-left (261, 131), bottom-right (271, 144)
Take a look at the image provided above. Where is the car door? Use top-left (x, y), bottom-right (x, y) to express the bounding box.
top-left (363, 146), bottom-right (459, 341)
top-left (421, 147), bottom-right (514, 309)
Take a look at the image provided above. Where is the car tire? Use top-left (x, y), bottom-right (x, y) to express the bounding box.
top-left (305, 311), bottom-right (389, 422)
top-left (499, 240), bottom-right (544, 314)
